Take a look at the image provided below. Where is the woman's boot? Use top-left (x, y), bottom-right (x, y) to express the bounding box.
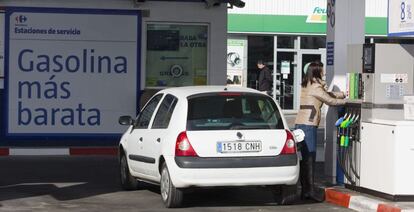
top-left (300, 159), bottom-right (310, 199)
top-left (305, 156), bottom-right (324, 202)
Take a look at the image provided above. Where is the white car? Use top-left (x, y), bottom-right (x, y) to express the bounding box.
top-left (118, 86), bottom-right (300, 208)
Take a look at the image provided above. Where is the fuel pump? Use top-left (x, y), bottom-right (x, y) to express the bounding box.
top-left (340, 43), bottom-right (414, 201)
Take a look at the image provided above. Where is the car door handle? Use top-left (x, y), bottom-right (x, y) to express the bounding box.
top-left (156, 138), bottom-right (161, 143)
top-left (139, 137), bottom-right (143, 142)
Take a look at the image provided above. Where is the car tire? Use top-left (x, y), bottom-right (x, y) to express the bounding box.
top-left (160, 163), bottom-right (183, 208)
top-left (120, 154), bottom-right (139, 190)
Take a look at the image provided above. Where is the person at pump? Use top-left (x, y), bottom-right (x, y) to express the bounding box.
top-left (295, 61), bottom-right (346, 202)
top-left (256, 60), bottom-right (272, 95)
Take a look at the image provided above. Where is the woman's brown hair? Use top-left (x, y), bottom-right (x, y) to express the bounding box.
top-left (301, 61), bottom-right (323, 88)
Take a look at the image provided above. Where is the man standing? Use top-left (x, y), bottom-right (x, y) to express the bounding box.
top-left (257, 60), bottom-right (272, 94)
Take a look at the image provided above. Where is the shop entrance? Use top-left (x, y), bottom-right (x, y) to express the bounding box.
top-left (297, 49), bottom-right (326, 108)
top-left (301, 51), bottom-right (326, 71)
top-left (237, 35), bottom-right (327, 111)
top-left (274, 49), bottom-right (326, 111)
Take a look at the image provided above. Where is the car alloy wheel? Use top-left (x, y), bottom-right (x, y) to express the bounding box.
top-left (160, 163), bottom-right (183, 208)
top-left (160, 165), bottom-right (170, 201)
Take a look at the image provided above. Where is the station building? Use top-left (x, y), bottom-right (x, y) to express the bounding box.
top-left (0, 0), bottom-right (228, 147)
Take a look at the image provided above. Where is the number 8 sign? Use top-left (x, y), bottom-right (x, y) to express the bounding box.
top-left (402, 1), bottom-right (406, 20)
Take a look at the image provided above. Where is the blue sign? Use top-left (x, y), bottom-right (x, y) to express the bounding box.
top-left (4, 7), bottom-right (141, 141)
top-left (327, 42), bottom-right (334, 66)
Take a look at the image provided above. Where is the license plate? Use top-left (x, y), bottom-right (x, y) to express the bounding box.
top-left (217, 141), bottom-right (262, 153)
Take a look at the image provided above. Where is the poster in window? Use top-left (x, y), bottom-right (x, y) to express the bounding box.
top-left (226, 39), bottom-right (245, 86)
top-left (281, 60), bottom-right (291, 74)
top-left (146, 24), bottom-right (208, 87)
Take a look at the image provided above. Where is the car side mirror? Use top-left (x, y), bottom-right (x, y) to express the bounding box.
top-left (119, 116), bottom-right (134, 126)
top-left (292, 129), bottom-right (305, 143)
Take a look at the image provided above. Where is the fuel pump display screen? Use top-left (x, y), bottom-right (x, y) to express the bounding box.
top-left (363, 44), bottom-right (375, 73)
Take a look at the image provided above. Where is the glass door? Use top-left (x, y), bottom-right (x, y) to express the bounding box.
top-left (275, 51), bottom-right (297, 110)
top-left (296, 49), bottom-right (326, 109)
top-left (300, 49), bottom-right (326, 74)
top-left (300, 50), bottom-right (326, 83)
top-left (302, 54), bottom-right (322, 71)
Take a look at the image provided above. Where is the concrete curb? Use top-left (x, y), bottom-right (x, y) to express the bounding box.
top-left (0, 147), bottom-right (118, 156)
top-left (325, 188), bottom-right (413, 212)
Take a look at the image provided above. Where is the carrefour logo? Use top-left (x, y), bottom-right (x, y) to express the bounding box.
top-left (15, 15), bottom-right (28, 24)
top-left (306, 7), bottom-right (327, 23)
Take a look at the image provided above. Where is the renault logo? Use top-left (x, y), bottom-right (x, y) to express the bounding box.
top-left (236, 132), bottom-right (243, 139)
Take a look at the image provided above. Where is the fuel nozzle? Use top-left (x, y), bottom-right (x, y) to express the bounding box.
top-left (335, 117), bottom-right (345, 127)
top-left (339, 116), bottom-right (353, 147)
top-left (335, 116), bottom-right (346, 144)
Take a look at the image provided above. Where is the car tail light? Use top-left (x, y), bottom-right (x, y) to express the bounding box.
top-left (280, 130), bottom-right (297, 155)
top-left (175, 131), bottom-right (198, 157)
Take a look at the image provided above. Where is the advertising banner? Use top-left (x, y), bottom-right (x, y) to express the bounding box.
top-left (5, 7), bottom-right (140, 136)
top-left (389, 0), bottom-right (414, 36)
top-left (227, 39), bottom-right (244, 70)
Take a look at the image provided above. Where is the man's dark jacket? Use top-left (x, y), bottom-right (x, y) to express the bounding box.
top-left (258, 66), bottom-right (272, 91)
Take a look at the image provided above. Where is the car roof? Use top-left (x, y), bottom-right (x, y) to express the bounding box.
top-left (158, 86), bottom-right (264, 99)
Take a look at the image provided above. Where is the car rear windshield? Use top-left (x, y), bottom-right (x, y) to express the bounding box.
top-left (187, 93), bottom-right (284, 131)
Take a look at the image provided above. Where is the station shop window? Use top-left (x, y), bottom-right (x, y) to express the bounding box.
top-left (371, 37), bottom-right (414, 44)
top-left (145, 24), bottom-right (208, 88)
top-left (247, 36), bottom-right (274, 89)
top-left (300, 36), bottom-right (326, 49)
top-left (277, 36), bottom-right (295, 49)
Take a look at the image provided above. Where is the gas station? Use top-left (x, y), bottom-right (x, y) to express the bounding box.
top-left (0, 0), bottom-right (414, 210)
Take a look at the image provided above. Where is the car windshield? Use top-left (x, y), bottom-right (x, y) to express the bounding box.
top-left (187, 93), bottom-right (284, 131)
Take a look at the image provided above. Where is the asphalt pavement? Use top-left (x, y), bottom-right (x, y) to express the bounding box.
top-left (0, 156), bottom-right (352, 212)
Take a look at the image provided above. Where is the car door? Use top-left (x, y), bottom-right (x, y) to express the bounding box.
top-left (146, 94), bottom-right (179, 180)
top-left (127, 94), bottom-right (163, 176)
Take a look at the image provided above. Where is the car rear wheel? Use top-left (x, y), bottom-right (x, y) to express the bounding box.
top-left (160, 163), bottom-right (183, 208)
top-left (120, 154), bottom-right (139, 190)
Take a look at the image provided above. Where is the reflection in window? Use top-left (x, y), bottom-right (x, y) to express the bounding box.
top-left (247, 36), bottom-right (274, 90)
top-left (152, 94), bottom-right (178, 129)
top-left (135, 94), bottom-right (162, 129)
top-left (146, 24), bottom-right (208, 88)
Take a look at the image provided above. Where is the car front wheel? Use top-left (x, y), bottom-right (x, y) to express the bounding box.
top-left (160, 163), bottom-right (183, 208)
top-left (120, 154), bottom-right (139, 190)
